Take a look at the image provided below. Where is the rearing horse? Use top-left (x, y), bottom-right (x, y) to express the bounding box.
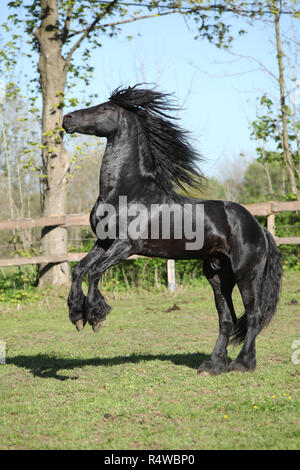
top-left (62, 85), bottom-right (282, 376)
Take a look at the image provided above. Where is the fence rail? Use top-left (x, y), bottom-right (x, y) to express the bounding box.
top-left (0, 200), bottom-right (299, 269)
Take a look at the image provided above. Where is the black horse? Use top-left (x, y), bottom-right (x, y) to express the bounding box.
top-left (62, 85), bottom-right (282, 376)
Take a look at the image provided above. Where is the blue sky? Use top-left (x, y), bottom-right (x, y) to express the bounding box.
top-left (2, 5), bottom-right (298, 179)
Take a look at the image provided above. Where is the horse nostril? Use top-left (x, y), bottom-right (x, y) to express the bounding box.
top-left (65, 114), bottom-right (72, 121)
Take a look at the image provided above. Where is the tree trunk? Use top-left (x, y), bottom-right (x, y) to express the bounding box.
top-left (35, 0), bottom-right (70, 286)
top-left (0, 108), bottom-right (14, 220)
top-left (274, 10), bottom-right (299, 197)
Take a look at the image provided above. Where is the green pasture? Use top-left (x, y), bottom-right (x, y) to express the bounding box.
top-left (0, 271), bottom-right (299, 450)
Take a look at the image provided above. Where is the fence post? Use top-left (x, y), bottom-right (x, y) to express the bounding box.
top-left (267, 213), bottom-right (275, 237)
top-left (167, 259), bottom-right (176, 292)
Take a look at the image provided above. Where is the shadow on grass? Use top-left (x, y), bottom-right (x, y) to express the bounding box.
top-left (9, 352), bottom-right (211, 381)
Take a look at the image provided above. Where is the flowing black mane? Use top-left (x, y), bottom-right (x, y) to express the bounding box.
top-left (109, 85), bottom-right (205, 195)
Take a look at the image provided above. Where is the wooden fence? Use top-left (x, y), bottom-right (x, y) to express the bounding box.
top-left (0, 200), bottom-right (299, 271)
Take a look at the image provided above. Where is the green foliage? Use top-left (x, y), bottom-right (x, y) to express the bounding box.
top-left (98, 258), bottom-right (205, 292)
top-left (276, 211), bottom-right (300, 271)
top-left (237, 160), bottom-right (285, 203)
top-left (254, 215), bottom-right (300, 272)
top-left (4, 0), bottom-right (298, 102)
top-left (250, 93), bottom-right (300, 199)
top-left (0, 266), bottom-right (40, 303)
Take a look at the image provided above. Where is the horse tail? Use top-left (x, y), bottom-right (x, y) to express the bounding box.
top-left (230, 229), bottom-right (282, 344)
top-left (258, 229), bottom-right (282, 330)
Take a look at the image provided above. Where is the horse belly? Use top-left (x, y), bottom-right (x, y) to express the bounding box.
top-left (139, 237), bottom-right (206, 260)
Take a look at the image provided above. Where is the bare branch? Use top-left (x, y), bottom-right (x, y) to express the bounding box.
top-left (64, 1), bottom-right (300, 46)
top-left (225, 50), bottom-right (278, 82)
top-left (99, 9), bottom-right (180, 31)
top-left (61, 2), bottom-right (74, 43)
top-left (67, 8), bottom-right (181, 40)
top-left (65, 2), bottom-right (267, 41)
top-left (64, 0), bottom-right (119, 66)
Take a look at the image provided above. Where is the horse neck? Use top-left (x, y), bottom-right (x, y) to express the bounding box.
top-left (99, 114), bottom-right (156, 201)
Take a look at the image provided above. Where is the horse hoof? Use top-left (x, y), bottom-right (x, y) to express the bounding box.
top-left (92, 319), bottom-right (106, 333)
top-left (197, 370), bottom-right (211, 376)
top-left (75, 319), bottom-right (85, 331)
top-left (229, 360), bottom-right (256, 372)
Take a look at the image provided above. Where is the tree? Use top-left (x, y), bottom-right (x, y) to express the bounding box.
top-left (233, 1), bottom-right (300, 197)
top-left (238, 159), bottom-right (284, 203)
top-left (251, 90), bottom-right (300, 200)
top-left (272, 0), bottom-right (299, 197)
top-left (2, 0), bottom-right (299, 285)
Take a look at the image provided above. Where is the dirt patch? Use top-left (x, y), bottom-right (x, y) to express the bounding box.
top-left (166, 304), bottom-right (181, 313)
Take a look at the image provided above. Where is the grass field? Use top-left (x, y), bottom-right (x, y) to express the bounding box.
top-left (0, 271), bottom-right (299, 450)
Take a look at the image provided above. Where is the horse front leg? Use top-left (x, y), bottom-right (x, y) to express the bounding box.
top-left (85, 239), bottom-right (133, 332)
top-left (68, 241), bottom-right (105, 330)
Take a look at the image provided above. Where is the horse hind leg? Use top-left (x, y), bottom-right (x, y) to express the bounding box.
top-left (230, 230), bottom-right (282, 372)
top-left (198, 256), bottom-right (237, 376)
top-left (229, 270), bottom-right (265, 372)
